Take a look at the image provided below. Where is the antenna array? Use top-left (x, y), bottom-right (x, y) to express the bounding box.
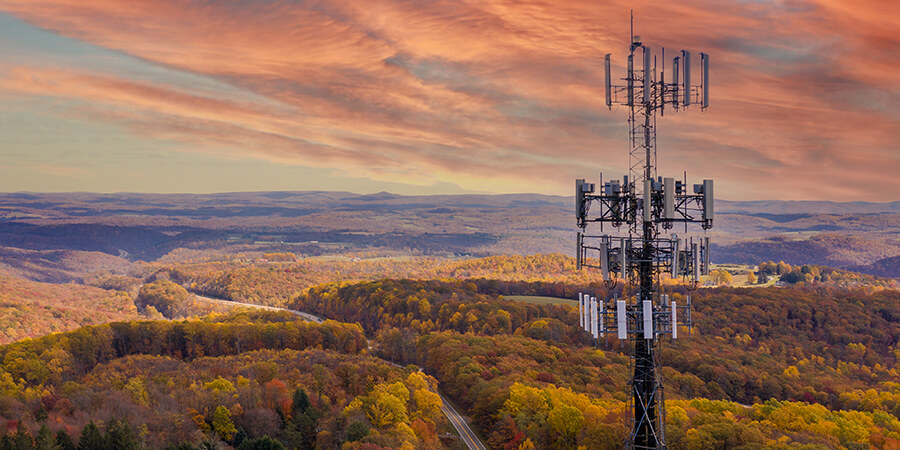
top-left (573, 18), bottom-right (714, 450)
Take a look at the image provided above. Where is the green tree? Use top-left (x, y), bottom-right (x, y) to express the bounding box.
top-left (291, 388), bottom-right (311, 416)
top-left (163, 444), bottom-right (196, 450)
top-left (232, 428), bottom-right (247, 448)
top-left (284, 388), bottom-right (318, 449)
top-left (236, 436), bottom-right (285, 450)
top-left (77, 422), bottom-right (103, 450)
top-left (13, 425), bottom-right (33, 450)
top-left (55, 430), bottom-right (76, 450)
top-left (34, 425), bottom-right (53, 450)
top-left (105, 418), bottom-right (138, 450)
top-left (345, 421), bottom-right (369, 442)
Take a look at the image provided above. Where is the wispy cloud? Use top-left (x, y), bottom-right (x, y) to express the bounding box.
top-left (0, 0), bottom-right (896, 200)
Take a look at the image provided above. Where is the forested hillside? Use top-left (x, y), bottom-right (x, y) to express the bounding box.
top-left (0, 276), bottom-right (139, 344)
top-left (0, 247), bottom-right (896, 448)
top-left (0, 312), bottom-right (448, 449)
top-left (157, 254), bottom-right (604, 308)
top-left (289, 280), bottom-right (900, 449)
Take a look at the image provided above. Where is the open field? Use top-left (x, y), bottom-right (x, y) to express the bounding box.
top-left (504, 295), bottom-right (573, 305)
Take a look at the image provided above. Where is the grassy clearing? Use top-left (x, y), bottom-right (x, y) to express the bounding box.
top-left (504, 295), bottom-right (573, 305)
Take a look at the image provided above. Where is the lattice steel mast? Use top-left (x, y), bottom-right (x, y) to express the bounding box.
top-left (575, 17), bottom-right (714, 450)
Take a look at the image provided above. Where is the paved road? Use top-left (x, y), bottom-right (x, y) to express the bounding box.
top-left (192, 293), bottom-right (487, 449)
top-left (192, 294), bottom-right (324, 323)
top-left (440, 393), bottom-right (487, 450)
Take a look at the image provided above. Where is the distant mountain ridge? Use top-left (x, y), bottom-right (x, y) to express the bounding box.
top-left (3, 191), bottom-right (898, 214)
top-left (0, 191), bottom-right (897, 278)
top-left (717, 199), bottom-right (900, 214)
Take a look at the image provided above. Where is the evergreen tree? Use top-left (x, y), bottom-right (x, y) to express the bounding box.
top-left (55, 431), bottom-right (76, 450)
top-left (163, 444), bottom-right (195, 450)
top-left (34, 425), bottom-right (53, 450)
top-left (232, 428), bottom-right (247, 448)
top-left (236, 436), bottom-right (285, 450)
top-left (345, 421), bottom-right (369, 442)
top-left (291, 388), bottom-right (311, 416)
top-left (283, 388), bottom-right (317, 449)
top-left (77, 421), bottom-right (103, 450)
top-left (283, 414), bottom-right (317, 450)
top-left (105, 418), bottom-right (139, 450)
top-left (13, 425), bottom-right (32, 450)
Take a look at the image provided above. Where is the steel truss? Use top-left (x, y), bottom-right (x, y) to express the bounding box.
top-left (574, 20), bottom-right (713, 449)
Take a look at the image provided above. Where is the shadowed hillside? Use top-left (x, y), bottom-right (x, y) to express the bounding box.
top-left (0, 192), bottom-right (897, 277)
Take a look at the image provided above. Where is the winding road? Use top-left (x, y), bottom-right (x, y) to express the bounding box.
top-left (192, 294), bottom-right (323, 323)
top-left (191, 293), bottom-right (487, 450)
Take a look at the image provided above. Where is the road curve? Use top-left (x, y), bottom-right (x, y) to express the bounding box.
top-left (192, 294), bottom-right (324, 323)
top-left (192, 293), bottom-right (487, 449)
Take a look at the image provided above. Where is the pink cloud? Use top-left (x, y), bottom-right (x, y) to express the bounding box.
top-left (0, 0), bottom-right (896, 200)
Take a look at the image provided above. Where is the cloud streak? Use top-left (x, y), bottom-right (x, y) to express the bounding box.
top-left (0, 0), bottom-right (897, 200)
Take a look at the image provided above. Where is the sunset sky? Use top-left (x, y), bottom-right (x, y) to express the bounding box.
top-left (0, 0), bottom-right (897, 201)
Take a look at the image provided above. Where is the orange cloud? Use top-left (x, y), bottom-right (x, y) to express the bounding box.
top-left (0, 0), bottom-right (897, 200)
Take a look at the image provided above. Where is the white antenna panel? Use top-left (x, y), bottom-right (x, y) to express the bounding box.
top-left (617, 300), bottom-right (627, 340)
top-left (643, 300), bottom-right (653, 339)
top-left (578, 293), bottom-right (584, 329)
top-left (643, 45), bottom-right (651, 104)
top-left (605, 54), bottom-right (612, 108)
top-left (671, 301), bottom-right (677, 338)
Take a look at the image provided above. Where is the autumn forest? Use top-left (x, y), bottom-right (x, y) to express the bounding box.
top-left (0, 193), bottom-right (895, 449)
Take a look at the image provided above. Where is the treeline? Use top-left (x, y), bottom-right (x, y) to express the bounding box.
top-left (291, 278), bottom-right (597, 344)
top-left (756, 260), bottom-right (897, 287)
top-left (148, 253), bottom-right (605, 307)
top-left (0, 314), bottom-right (366, 389)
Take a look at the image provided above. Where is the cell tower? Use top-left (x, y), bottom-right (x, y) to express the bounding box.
top-left (574, 16), bottom-right (714, 450)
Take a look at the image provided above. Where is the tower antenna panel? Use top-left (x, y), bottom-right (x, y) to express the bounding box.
top-left (605, 54), bottom-right (613, 108)
top-left (643, 45), bottom-right (652, 104)
top-left (682, 50), bottom-right (691, 106)
top-left (701, 52), bottom-right (710, 108)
